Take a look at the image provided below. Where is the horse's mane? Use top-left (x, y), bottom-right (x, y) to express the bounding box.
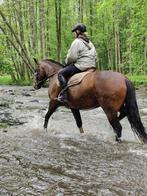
top-left (42, 59), bottom-right (64, 68)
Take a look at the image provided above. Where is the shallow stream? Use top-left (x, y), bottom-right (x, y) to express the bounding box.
top-left (0, 85), bottom-right (147, 195)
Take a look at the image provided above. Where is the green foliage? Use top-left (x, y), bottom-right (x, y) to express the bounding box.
top-left (0, 34), bottom-right (13, 74)
top-left (127, 75), bottom-right (147, 87)
top-left (0, 75), bottom-right (32, 85)
top-left (0, 75), bottom-right (12, 85)
top-left (0, 0), bottom-right (146, 84)
top-left (12, 79), bottom-right (32, 86)
top-left (95, 0), bottom-right (146, 73)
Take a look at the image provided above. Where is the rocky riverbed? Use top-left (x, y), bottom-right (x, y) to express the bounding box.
top-left (0, 85), bottom-right (147, 195)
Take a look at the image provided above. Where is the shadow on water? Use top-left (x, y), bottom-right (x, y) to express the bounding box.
top-left (0, 86), bottom-right (147, 195)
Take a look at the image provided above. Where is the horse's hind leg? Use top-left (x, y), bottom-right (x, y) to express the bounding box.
top-left (71, 109), bottom-right (84, 133)
top-left (44, 100), bottom-right (59, 130)
top-left (110, 119), bottom-right (122, 142)
top-left (104, 109), bottom-right (122, 142)
top-left (118, 105), bottom-right (127, 121)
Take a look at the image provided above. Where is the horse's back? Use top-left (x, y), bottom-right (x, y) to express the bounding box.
top-left (94, 70), bottom-right (126, 92)
top-left (73, 70), bottom-right (126, 92)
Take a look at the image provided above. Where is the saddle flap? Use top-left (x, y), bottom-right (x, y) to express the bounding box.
top-left (56, 69), bottom-right (95, 87)
top-left (67, 69), bottom-right (95, 87)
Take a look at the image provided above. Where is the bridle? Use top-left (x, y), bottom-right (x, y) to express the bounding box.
top-left (35, 71), bottom-right (57, 87)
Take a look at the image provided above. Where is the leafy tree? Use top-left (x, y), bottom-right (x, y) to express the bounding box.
top-left (0, 0), bottom-right (146, 82)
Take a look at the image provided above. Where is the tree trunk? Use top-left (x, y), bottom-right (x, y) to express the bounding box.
top-left (55, 0), bottom-right (62, 62)
top-left (113, 2), bottom-right (122, 72)
top-left (39, 0), bottom-right (46, 58)
top-left (117, 29), bottom-right (121, 72)
top-left (144, 36), bottom-right (147, 62)
top-left (78, 0), bottom-right (84, 22)
top-left (0, 10), bottom-right (33, 71)
top-left (89, 0), bottom-right (93, 37)
top-left (46, 0), bottom-right (50, 56)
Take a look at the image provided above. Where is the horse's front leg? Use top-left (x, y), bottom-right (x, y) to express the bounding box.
top-left (71, 109), bottom-right (84, 133)
top-left (44, 99), bottom-right (59, 130)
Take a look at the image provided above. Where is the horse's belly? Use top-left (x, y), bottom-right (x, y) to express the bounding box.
top-left (67, 77), bottom-right (98, 109)
top-left (68, 93), bottom-right (99, 110)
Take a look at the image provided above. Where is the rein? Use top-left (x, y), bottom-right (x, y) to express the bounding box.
top-left (37, 71), bottom-right (57, 86)
top-left (48, 71), bottom-right (58, 78)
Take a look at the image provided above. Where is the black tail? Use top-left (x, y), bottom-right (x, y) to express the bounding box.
top-left (125, 79), bottom-right (147, 143)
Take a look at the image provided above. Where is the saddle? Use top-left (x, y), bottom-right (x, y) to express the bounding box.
top-left (57, 68), bottom-right (95, 88)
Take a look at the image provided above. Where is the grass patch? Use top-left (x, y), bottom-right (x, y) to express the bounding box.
top-left (0, 75), bottom-right (13, 85)
top-left (13, 79), bottom-right (32, 86)
top-left (0, 75), bottom-right (32, 86)
top-left (127, 75), bottom-right (147, 87)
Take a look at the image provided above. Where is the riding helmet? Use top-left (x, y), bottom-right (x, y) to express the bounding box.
top-left (72, 23), bottom-right (87, 33)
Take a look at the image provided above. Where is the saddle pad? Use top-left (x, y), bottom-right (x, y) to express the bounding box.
top-left (56, 69), bottom-right (95, 87)
top-left (67, 69), bottom-right (95, 87)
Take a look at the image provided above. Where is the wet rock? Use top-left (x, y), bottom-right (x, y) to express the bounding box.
top-left (15, 101), bottom-right (24, 104)
top-left (3, 130), bottom-right (8, 133)
top-left (0, 102), bottom-right (10, 108)
top-left (16, 105), bottom-right (23, 110)
top-left (10, 92), bottom-right (15, 95)
top-left (0, 122), bottom-right (8, 129)
top-left (29, 100), bottom-right (39, 103)
top-left (140, 108), bottom-right (147, 114)
top-left (22, 92), bottom-right (31, 97)
top-left (8, 119), bottom-right (26, 126)
top-left (29, 89), bottom-right (35, 91)
top-left (0, 116), bottom-right (26, 126)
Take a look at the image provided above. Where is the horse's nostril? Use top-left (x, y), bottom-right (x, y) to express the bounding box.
top-left (33, 83), bottom-right (39, 89)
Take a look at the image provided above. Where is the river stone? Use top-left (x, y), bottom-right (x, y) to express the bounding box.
top-left (22, 92), bottom-right (31, 96)
top-left (140, 108), bottom-right (147, 114)
top-left (29, 99), bottom-right (39, 103)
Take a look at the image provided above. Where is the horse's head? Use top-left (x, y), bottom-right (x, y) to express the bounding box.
top-left (33, 58), bottom-right (49, 89)
top-left (33, 58), bottom-right (62, 89)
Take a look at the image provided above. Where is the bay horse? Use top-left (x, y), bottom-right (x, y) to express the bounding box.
top-left (33, 58), bottom-right (147, 143)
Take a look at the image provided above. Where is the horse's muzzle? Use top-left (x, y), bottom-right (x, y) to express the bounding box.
top-left (33, 81), bottom-right (41, 89)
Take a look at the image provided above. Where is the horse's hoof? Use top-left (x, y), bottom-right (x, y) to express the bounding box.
top-left (79, 127), bottom-right (84, 133)
top-left (44, 125), bottom-right (47, 132)
top-left (115, 137), bottom-right (122, 143)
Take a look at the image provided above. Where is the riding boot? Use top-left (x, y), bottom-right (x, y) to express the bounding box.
top-left (58, 74), bottom-right (67, 88)
top-left (58, 90), bottom-right (68, 103)
top-left (58, 74), bottom-right (68, 103)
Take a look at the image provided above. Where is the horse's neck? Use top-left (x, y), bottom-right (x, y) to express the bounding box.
top-left (45, 65), bottom-right (61, 77)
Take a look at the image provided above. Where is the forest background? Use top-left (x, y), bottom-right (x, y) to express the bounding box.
top-left (0, 0), bottom-right (146, 86)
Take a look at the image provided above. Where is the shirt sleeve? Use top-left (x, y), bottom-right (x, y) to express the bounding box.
top-left (65, 39), bottom-right (80, 65)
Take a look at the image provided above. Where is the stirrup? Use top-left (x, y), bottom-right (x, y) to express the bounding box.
top-left (57, 95), bottom-right (68, 103)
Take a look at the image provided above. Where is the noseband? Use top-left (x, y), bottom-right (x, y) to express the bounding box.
top-left (36, 71), bottom-right (57, 87)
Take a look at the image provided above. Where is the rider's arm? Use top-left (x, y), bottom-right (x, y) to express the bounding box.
top-left (65, 39), bottom-right (80, 65)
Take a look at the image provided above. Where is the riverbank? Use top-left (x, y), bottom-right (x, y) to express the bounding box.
top-left (0, 75), bottom-right (31, 86)
top-left (0, 74), bottom-right (147, 87)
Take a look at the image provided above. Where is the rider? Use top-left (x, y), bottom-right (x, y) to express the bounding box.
top-left (58, 23), bottom-right (97, 103)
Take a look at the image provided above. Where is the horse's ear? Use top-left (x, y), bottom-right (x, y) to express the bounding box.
top-left (33, 58), bottom-right (39, 66)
